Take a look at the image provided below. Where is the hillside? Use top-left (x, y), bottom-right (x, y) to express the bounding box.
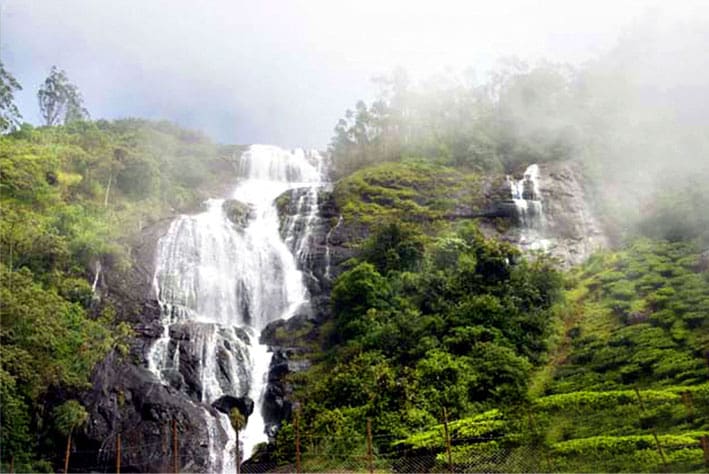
top-left (255, 158), bottom-right (709, 473)
top-left (0, 120), bottom-right (241, 472)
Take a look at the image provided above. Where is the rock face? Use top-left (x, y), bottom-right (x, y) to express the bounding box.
top-left (74, 218), bottom-right (230, 473)
top-left (479, 160), bottom-right (609, 267)
top-left (77, 352), bottom-right (221, 473)
top-left (277, 187), bottom-right (356, 320)
top-left (258, 187), bottom-right (356, 441)
top-left (535, 161), bottom-right (609, 265)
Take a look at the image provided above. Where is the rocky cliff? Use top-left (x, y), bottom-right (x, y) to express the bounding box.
top-left (72, 216), bottom-right (234, 473)
top-left (494, 160), bottom-right (609, 266)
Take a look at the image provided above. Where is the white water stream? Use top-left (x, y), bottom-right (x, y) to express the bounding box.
top-left (508, 163), bottom-right (550, 251)
top-left (147, 145), bottom-right (325, 472)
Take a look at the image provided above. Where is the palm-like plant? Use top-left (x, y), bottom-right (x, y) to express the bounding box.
top-left (53, 400), bottom-right (89, 474)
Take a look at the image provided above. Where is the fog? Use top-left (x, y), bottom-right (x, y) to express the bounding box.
top-left (3, 0), bottom-right (708, 148)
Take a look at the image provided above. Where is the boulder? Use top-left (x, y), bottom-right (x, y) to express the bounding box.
top-left (212, 395), bottom-right (254, 419)
top-left (222, 199), bottom-right (253, 228)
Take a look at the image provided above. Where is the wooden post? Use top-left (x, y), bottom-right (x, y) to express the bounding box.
top-left (651, 429), bottom-right (668, 471)
top-left (700, 436), bottom-right (709, 467)
top-left (633, 386), bottom-right (646, 411)
top-left (172, 418), bottom-right (179, 474)
top-left (163, 426), bottom-right (169, 473)
top-left (295, 412), bottom-right (302, 474)
top-left (116, 433), bottom-right (121, 474)
top-left (442, 407), bottom-right (453, 474)
top-left (681, 391), bottom-right (694, 420)
top-left (63, 430), bottom-right (72, 474)
top-left (366, 418), bottom-right (374, 474)
top-left (635, 387), bottom-right (667, 471)
top-left (10, 455), bottom-right (14, 474)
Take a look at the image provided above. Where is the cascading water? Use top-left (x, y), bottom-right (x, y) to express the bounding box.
top-left (148, 144), bottom-right (326, 472)
top-left (508, 164), bottom-right (550, 251)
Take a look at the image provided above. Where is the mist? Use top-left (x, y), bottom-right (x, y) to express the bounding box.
top-left (3, 0), bottom-right (708, 148)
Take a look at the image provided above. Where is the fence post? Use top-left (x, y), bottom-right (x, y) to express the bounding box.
top-left (116, 433), bottom-right (121, 474)
top-left (700, 436), bottom-right (709, 467)
top-left (173, 418), bottom-right (179, 474)
top-left (10, 455), bottom-right (14, 474)
top-left (442, 407), bottom-right (453, 474)
top-left (295, 411), bottom-right (301, 474)
top-left (681, 391), bottom-right (694, 421)
top-left (366, 418), bottom-right (374, 474)
top-left (163, 425), bottom-right (169, 473)
top-left (633, 386), bottom-right (646, 411)
top-left (635, 387), bottom-right (668, 471)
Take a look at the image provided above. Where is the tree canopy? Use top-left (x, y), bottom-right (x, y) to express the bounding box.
top-left (38, 66), bottom-right (89, 126)
top-left (0, 61), bottom-right (23, 133)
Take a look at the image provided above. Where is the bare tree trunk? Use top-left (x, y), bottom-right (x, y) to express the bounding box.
top-left (104, 173), bottom-right (113, 208)
top-left (64, 431), bottom-right (72, 474)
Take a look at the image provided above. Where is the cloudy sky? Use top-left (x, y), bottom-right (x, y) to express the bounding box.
top-left (2, 0), bottom-right (708, 147)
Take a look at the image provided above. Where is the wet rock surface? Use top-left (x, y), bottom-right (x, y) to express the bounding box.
top-left (480, 160), bottom-right (609, 267)
top-left (212, 395), bottom-right (255, 419)
top-left (77, 352), bottom-right (225, 473)
top-left (76, 219), bottom-right (229, 473)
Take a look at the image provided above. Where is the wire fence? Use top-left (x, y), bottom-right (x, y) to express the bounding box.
top-left (4, 429), bottom-right (706, 473)
top-left (3, 387), bottom-right (708, 473)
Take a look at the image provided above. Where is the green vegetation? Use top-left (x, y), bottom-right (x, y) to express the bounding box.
top-left (267, 162), bottom-right (708, 472)
top-left (0, 118), bottom-right (237, 470)
top-left (548, 239), bottom-right (709, 393)
top-left (334, 160), bottom-right (494, 229)
top-left (38, 66), bottom-right (89, 126)
top-left (0, 61), bottom-right (23, 133)
top-left (271, 219), bottom-right (563, 471)
top-left (329, 64), bottom-right (577, 178)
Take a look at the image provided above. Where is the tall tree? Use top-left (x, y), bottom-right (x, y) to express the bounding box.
top-left (0, 61), bottom-right (22, 133)
top-left (37, 66), bottom-right (89, 126)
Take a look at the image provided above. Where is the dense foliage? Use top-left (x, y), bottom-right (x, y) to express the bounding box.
top-left (0, 119), bottom-right (238, 470)
top-left (274, 220), bottom-right (563, 471)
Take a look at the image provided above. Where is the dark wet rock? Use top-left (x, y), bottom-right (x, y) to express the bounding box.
top-left (74, 217), bottom-right (234, 473)
top-left (212, 395), bottom-right (254, 419)
top-left (76, 352), bottom-right (226, 473)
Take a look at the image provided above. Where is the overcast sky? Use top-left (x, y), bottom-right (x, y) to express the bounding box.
top-left (1, 0), bottom-right (708, 147)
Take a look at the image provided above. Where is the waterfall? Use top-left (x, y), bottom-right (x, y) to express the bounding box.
top-left (508, 164), bottom-right (550, 251)
top-left (148, 144), bottom-right (326, 472)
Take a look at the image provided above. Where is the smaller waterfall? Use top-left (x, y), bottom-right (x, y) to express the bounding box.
top-left (508, 164), bottom-right (550, 251)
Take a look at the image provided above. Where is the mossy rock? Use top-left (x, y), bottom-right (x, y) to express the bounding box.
top-left (222, 199), bottom-right (253, 228)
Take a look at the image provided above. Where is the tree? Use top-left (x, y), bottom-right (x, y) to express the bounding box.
top-left (0, 61), bottom-right (22, 132)
top-left (53, 400), bottom-right (89, 474)
top-left (229, 408), bottom-right (246, 474)
top-left (37, 66), bottom-right (89, 126)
